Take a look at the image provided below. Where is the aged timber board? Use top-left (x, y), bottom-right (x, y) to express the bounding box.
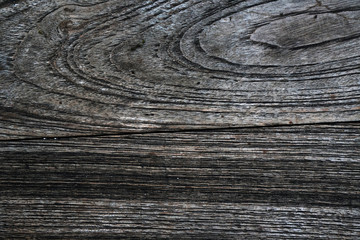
top-left (1, 124), bottom-right (360, 238)
top-left (0, 0), bottom-right (359, 139)
top-left (1, 0), bottom-right (360, 239)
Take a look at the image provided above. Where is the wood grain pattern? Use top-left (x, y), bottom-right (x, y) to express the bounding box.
top-left (2, 199), bottom-right (360, 239)
top-left (1, 124), bottom-right (360, 238)
top-left (1, 0), bottom-right (360, 239)
top-left (1, 0), bottom-right (359, 139)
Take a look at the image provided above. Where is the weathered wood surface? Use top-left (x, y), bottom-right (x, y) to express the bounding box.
top-left (1, 0), bottom-right (359, 139)
top-left (1, 0), bottom-right (360, 239)
top-left (1, 124), bottom-right (360, 238)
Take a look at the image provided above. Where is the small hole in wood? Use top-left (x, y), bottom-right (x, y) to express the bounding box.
top-left (314, 15), bottom-right (317, 19)
top-left (64, 7), bottom-right (75, 12)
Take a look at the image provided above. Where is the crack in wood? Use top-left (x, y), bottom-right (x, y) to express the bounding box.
top-left (1, 120), bottom-right (359, 142)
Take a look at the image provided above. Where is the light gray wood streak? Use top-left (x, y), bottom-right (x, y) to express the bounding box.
top-left (2, 199), bottom-right (360, 239)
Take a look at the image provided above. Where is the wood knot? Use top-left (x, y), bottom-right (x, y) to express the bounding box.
top-left (63, 7), bottom-right (75, 12)
top-left (250, 13), bottom-right (357, 49)
top-left (58, 20), bottom-right (73, 33)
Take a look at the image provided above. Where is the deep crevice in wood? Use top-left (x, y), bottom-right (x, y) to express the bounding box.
top-left (1, 120), bottom-right (359, 142)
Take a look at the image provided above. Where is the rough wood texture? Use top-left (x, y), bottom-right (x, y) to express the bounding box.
top-left (1, 124), bottom-right (360, 238)
top-left (1, 0), bottom-right (360, 239)
top-left (1, 0), bottom-right (359, 139)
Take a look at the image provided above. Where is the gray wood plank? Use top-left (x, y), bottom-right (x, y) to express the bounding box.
top-left (1, 0), bottom-right (359, 238)
top-left (1, 0), bottom-right (360, 139)
top-left (1, 124), bottom-right (359, 238)
top-left (2, 199), bottom-right (359, 239)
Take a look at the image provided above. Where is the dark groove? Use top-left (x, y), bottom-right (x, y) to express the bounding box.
top-left (1, 120), bottom-right (359, 142)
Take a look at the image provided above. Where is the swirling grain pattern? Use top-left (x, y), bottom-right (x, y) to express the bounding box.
top-left (1, 1), bottom-right (360, 239)
top-left (1, 0), bottom-right (359, 139)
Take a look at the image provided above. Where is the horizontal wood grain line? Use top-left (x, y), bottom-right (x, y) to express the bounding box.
top-left (1, 120), bottom-right (359, 142)
top-left (1, 198), bottom-right (359, 239)
top-left (2, 124), bottom-right (359, 207)
top-left (1, 124), bottom-right (359, 238)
